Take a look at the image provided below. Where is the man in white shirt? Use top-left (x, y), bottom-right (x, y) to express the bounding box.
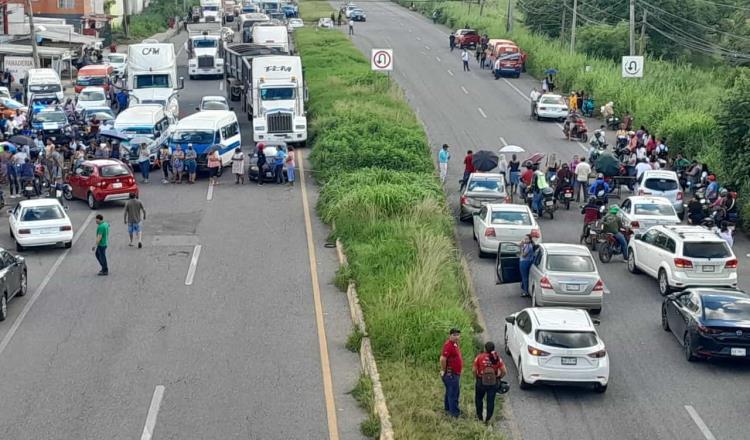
top-left (635, 144), bottom-right (648, 161)
top-left (529, 88), bottom-right (540, 118)
top-left (635, 158), bottom-right (652, 179)
top-left (461, 49), bottom-right (470, 72)
top-left (574, 157), bottom-right (592, 202)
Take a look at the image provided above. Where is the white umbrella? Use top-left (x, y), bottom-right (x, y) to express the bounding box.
top-left (499, 145), bottom-right (525, 153)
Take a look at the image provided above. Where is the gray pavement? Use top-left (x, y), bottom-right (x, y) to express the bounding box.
top-left (345, 2), bottom-right (750, 440)
top-left (0, 28), bottom-right (366, 439)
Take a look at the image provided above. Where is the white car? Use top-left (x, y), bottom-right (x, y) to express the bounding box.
top-left (473, 203), bottom-right (540, 257)
top-left (198, 95), bottom-right (230, 111)
top-left (628, 225), bottom-right (738, 296)
top-left (504, 307), bottom-right (609, 393)
top-left (0, 86), bottom-right (10, 99)
top-left (535, 94), bottom-right (568, 121)
top-left (318, 17), bottom-right (334, 28)
top-left (618, 196), bottom-right (680, 235)
top-left (9, 199), bottom-right (73, 251)
top-left (103, 53), bottom-right (128, 77)
top-left (344, 4), bottom-right (358, 17)
top-left (76, 86), bottom-right (108, 112)
top-left (288, 18), bottom-right (304, 30)
top-left (636, 170), bottom-right (685, 219)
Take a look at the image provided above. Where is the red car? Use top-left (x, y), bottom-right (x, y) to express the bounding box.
top-left (65, 159), bottom-right (139, 209)
top-left (454, 29), bottom-right (481, 49)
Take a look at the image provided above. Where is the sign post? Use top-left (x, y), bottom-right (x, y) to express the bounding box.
top-left (371, 48), bottom-right (393, 72)
top-left (621, 56), bottom-right (644, 78)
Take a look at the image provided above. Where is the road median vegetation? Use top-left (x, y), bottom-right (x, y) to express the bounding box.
top-left (295, 23), bottom-right (505, 440)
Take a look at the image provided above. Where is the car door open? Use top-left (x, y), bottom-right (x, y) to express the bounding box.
top-left (496, 241), bottom-right (521, 284)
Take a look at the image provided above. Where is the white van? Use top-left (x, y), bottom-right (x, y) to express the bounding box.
top-left (251, 24), bottom-right (289, 53)
top-left (23, 68), bottom-right (64, 104)
top-left (168, 110), bottom-right (240, 169)
top-left (114, 104), bottom-right (175, 166)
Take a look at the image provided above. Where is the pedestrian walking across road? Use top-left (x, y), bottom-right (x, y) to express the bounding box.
top-left (93, 214), bottom-right (109, 276)
top-left (461, 49), bottom-right (470, 71)
top-left (440, 328), bottom-right (463, 417)
top-left (124, 193), bottom-right (146, 248)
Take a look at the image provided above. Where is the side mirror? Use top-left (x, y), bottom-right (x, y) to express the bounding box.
top-left (15, 255), bottom-right (24, 263)
top-left (634, 233), bottom-right (642, 241)
top-left (6, 208), bottom-right (12, 214)
top-left (504, 315), bottom-right (515, 325)
top-left (177, 77), bottom-right (185, 90)
top-left (195, 107), bottom-right (200, 111)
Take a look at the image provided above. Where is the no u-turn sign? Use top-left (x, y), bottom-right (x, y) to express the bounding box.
top-left (371, 49), bottom-right (393, 71)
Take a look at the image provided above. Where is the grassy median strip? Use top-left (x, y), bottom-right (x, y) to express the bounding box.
top-left (296, 24), bottom-right (505, 440)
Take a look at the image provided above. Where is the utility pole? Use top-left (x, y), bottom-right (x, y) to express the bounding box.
top-left (123, 0), bottom-right (130, 38)
top-left (629, 0), bottom-right (635, 56)
top-left (479, 0), bottom-right (484, 17)
top-left (639, 9), bottom-right (647, 55)
top-left (25, 0), bottom-right (40, 68)
top-left (570, 0), bottom-right (577, 54)
top-left (560, 0), bottom-right (566, 44)
top-left (507, 0), bottom-right (514, 33)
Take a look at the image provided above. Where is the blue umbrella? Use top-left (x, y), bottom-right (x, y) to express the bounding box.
top-left (544, 68), bottom-right (558, 75)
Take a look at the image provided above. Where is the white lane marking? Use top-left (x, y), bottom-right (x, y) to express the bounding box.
top-left (420, 51), bottom-right (426, 56)
top-left (685, 405), bottom-right (717, 440)
top-left (0, 212), bottom-right (95, 357)
top-left (206, 183), bottom-right (214, 201)
top-left (185, 245), bottom-right (202, 286)
top-left (436, 56), bottom-right (441, 62)
top-left (140, 385), bottom-right (166, 440)
top-left (219, 80), bottom-right (224, 91)
top-left (447, 69), bottom-right (454, 77)
top-left (500, 137), bottom-right (508, 146)
top-left (416, 36), bottom-right (421, 41)
top-left (460, 86), bottom-right (468, 95)
top-left (502, 77), bottom-right (530, 101)
top-left (477, 107), bottom-right (487, 119)
top-left (425, 45), bottom-right (431, 50)
top-left (177, 47), bottom-right (184, 58)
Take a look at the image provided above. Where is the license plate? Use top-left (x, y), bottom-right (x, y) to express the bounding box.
top-left (40, 227), bottom-right (59, 234)
top-left (561, 357), bottom-right (577, 365)
top-left (702, 265), bottom-right (715, 272)
top-left (55, 190), bottom-right (62, 198)
top-left (112, 182), bottom-right (122, 189)
top-left (545, 200), bottom-right (554, 206)
top-left (564, 193), bottom-right (573, 198)
top-left (265, 172), bottom-right (273, 177)
top-left (566, 284), bottom-right (580, 291)
top-left (731, 348), bottom-right (746, 357)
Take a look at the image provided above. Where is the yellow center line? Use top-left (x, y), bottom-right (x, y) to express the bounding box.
top-left (298, 149), bottom-right (341, 440)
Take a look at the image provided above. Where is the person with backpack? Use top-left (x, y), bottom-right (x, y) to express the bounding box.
top-left (439, 328), bottom-right (463, 417)
top-left (473, 341), bottom-right (507, 424)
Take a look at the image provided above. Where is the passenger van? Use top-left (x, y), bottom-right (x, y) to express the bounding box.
top-left (75, 64), bottom-right (115, 94)
top-left (114, 104), bottom-right (175, 166)
top-left (22, 68), bottom-right (64, 104)
top-left (168, 110), bottom-right (240, 170)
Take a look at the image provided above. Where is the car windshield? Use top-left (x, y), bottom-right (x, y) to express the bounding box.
top-left (536, 331), bottom-right (598, 349)
top-left (202, 100), bottom-right (228, 110)
top-left (203, 5), bottom-right (218, 10)
top-left (77, 76), bottom-right (106, 86)
top-left (29, 84), bottom-right (61, 93)
top-left (260, 87), bottom-right (295, 101)
top-left (683, 242), bottom-right (731, 259)
top-left (703, 296), bottom-right (750, 321)
top-left (491, 210), bottom-right (531, 225)
top-left (134, 74), bottom-right (171, 89)
top-left (547, 255), bottom-right (595, 272)
top-left (172, 129), bottom-right (215, 144)
top-left (467, 178), bottom-right (505, 193)
top-left (100, 164), bottom-right (130, 177)
top-left (634, 203), bottom-right (675, 216)
top-left (80, 90), bottom-right (106, 101)
top-left (540, 96), bottom-right (565, 105)
top-left (644, 177), bottom-right (679, 191)
top-left (33, 112), bottom-right (67, 123)
top-left (194, 39), bottom-right (218, 48)
top-left (21, 205), bottom-right (65, 221)
top-left (107, 55), bottom-right (126, 63)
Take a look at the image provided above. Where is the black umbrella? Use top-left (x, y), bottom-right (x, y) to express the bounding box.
top-left (9, 135), bottom-right (33, 146)
top-left (595, 152), bottom-right (620, 177)
top-left (472, 150), bottom-right (499, 171)
top-left (99, 129), bottom-right (129, 141)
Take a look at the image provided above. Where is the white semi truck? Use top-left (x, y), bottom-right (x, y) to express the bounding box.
top-left (199, 0), bottom-right (222, 22)
top-left (126, 39), bottom-right (183, 119)
top-left (186, 23), bottom-right (225, 79)
top-left (250, 55), bottom-right (307, 144)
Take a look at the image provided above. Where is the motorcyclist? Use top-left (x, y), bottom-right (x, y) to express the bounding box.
top-left (705, 175), bottom-right (719, 201)
top-left (518, 161), bottom-right (534, 200)
top-left (602, 205), bottom-right (629, 260)
top-left (581, 196), bottom-right (603, 237)
top-left (589, 173), bottom-right (610, 203)
top-left (19, 158), bottom-right (36, 196)
top-left (531, 169), bottom-right (549, 217)
top-left (687, 195), bottom-right (706, 225)
top-left (563, 110), bottom-right (581, 141)
top-left (710, 188), bottom-right (728, 210)
top-left (553, 162), bottom-right (574, 201)
top-left (590, 125), bottom-right (606, 147)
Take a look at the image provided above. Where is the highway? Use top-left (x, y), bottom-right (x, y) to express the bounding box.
top-left (0, 29), bottom-right (366, 439)
top-left (346, 3), bottom-right (750, 440)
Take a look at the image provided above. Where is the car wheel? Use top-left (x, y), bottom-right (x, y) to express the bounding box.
top-left (15, 239), bottom-right (23, 252)
top-left (658, 269), bottom-right (672, 296)
top-left (518, 359), bottom-right (531, 390)
top-left (17, 270), bottom-right (27, 297)
top-left (590, 308), bottom-right (601, 315)
top-left (0, 293), bottom-right (6, 321)
top-left (661, 305), bottom-right (670, 331)
top-left (536, 114), bottom-right (542, 121)
top-left (477, 244), bottom-right (488, 259)
top-left (87, 192), bottom-right (99, 210)
top-left (627, 252), bottom-right (640, 274)
top-left (593, 383), bottom-right (608, 393)
top-left (472, 227), bottom-right (477, 241)
top-left (64, 241), bottom-right (72, 249)
top-left (684, 333), bottom-right (697, 362)
top-left (504, 328), bottom-right (510, 355)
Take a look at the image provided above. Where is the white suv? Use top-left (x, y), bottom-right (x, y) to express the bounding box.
top-left (627, 225), bottom-right (738, 296)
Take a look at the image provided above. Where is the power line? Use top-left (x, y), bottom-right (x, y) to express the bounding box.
top-left (645, 11), bottom-right (750, 58)
top-left (690, 0), bottom-right (750, 11)
top-left (639, 0), bottom-right (750, 43)
top-left (645, 22), bottom-right (750, 59)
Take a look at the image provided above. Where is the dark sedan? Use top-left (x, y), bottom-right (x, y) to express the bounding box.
top-left (350, 9), bottom-right (366, 21)
top-left (0, 248), bottom-right (27, 321)
top-left (662, 288), bottom-right (750, 362)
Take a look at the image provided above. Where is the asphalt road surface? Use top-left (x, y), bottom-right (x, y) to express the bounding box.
top-left (345, 3), bottom-right (750, 440)
top-left (0, 30), bottom-right (366, 440)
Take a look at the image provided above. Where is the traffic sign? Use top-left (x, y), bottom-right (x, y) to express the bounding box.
top-left (622, 56), bottom-right (644, 78)
top-left (371, 49), bottom-right (393, 71)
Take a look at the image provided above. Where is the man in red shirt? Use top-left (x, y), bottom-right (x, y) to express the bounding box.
top-left (460, 150), bottom-right (475, 191)
top-left (472, 341), bottom-right (507, 424)
top-left (439, 328), bottom-right (463, 417)
top-left (519, 162), bottom-right (535, 200)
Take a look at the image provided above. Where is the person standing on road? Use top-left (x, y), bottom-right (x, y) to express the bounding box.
top-left (529, 87), bottom-right (540, 118)
top-left (473, 341), bottom-right (507, 425)
top-left (159, 144), bottom-right (171, 184)
top-left (172, 145), bottom-right (184, 184)
top-left (93, 214), bottom-right (109, 276)
top-left (6, 155), bottom-right (19, 198)
top-left (231, 147), bottom-right (245, 184)
top-left (439, 328), bottom-right (463, 418)
top-left (508, 154), bottom-right (520, 196)
top-left (124, 193), bottom-right (146, 248)
top-left (184, 145), bottom-right (197, 184)
top-left (461, 49), bottom-right (470, 71)
top-left (137, 142), bottom-right (151, 183)
top-left (449, 32), bottom-right (456, 51)
top-left (460, 150), bottom-right (474, 192)
top-left (274, 147), bottom-right (287, 184)
top-left (348, 18), bottom-right (354, 35)
top-left (255, 143), bottom-right (267, 186)
top-left (208, 149), bottom-right (222, 186)
top-left (574, 157), bottom-right (591, 203)
top-left (438, 144), bottom-right (450, 184)
top-left (519, 234), bottom-right (535, 296)
top-left (285, 146), bottom-right (296, 187)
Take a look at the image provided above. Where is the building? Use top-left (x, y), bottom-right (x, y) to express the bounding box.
top-left (1, 0), bottom-right (146, 33)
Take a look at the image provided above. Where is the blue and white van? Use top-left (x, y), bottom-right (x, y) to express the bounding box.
top-left (168, 110), bottom-right (240, 169)
top-left (114, 104), bottom-right (175, 166)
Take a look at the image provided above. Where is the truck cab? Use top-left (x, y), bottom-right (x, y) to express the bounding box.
top-left (186, 23), bottom-right (225, 79)
top-left (199, 0), bottom-right (222, 22)
top-left (22, 69), bottom-right (64, 105)
top-left (127, 40), bottom-right (184, 119)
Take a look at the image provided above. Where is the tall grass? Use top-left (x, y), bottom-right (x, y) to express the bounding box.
top-left (297, 11), bottom-right (505, 439)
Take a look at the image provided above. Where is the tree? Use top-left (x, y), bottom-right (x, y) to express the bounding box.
top-left (716, 72), bottom-right (750, 188)
top-left (576, 23), bottom-right (630, 60)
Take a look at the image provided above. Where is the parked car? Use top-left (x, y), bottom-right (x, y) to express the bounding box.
top-left (0, 248), bottom-right (27, 321)
top-left (30, 107), bottom-right (70, 143)
top-left (103, 53), bottom-right (128, 78)
top-left (535, 94), bottom-right (568, 121)
top-left (75, 86), bottom-right (108, 112)
top-left (618, 195), bottom-right (680, 235)
top-left (248, 141), bottom-right (288, 182)
top-left (473, 203), bottom-right (539, 258)
top-left (197, 95), bottom-right (230, 111)
top-left (454, 29), bottom-right (481, 49)
top-left (350, 8), bottom-right (366, 21)
top-left (628, 225), bottom-right (738, 296)
top-left (318, 17), bottom-right (334, 28)
top-left (287, 18), bottom-right (304, 30)
top-left (0, 97), bottom-right (27, 118)
top-left (636, 170), bottom-right (684, 219)
top-left (662, 288), bottom-right (750, 362)
top-left (344, 4), bottom-right (359, 17)
top-left (8, 199), bottom-right (73, 251)
top-left (504, 307), bottom-right (609, 392)
top-left (459, 172), bottom-right (508, 221)
top-left (65, 159), bottom-right (139, 209)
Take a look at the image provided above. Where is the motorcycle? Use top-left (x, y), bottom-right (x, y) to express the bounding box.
top-left (598, 228), bottom-right (633, 263)
top-left (606, 115), bottom-right (620, 130)
top-left (563, 118), bottom-right (589, 142)
top-left (582, 97), bottom-right (595, 117)
top-left (21, 179), bottom-right (36, 199)
top-left (589, 130), bottom-right (607, 150)
top-left (551, 175), bottom-right (574, 210)
top-left (580, 205), bottom-right (606, 251)
top-left (541, 187), bottom-right (556, 219)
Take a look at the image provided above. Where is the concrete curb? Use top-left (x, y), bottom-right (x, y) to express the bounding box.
top-left (335, 238), bottom-right (395, 440)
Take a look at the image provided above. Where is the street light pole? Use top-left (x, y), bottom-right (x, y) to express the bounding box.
top-left (25, 0), bottom-right (41, 68)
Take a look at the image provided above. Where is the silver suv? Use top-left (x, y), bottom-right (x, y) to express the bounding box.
top-left (636, 170), bottom-right (684, 219)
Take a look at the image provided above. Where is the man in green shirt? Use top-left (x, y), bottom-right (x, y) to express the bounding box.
top-left (93, 214), bottom-right (109, 275)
